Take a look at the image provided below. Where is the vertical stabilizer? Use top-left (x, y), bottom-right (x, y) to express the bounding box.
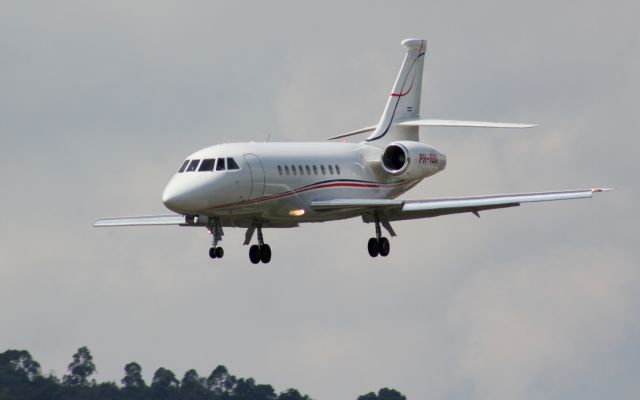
top-left (367, 39), bottom-right (426, 144)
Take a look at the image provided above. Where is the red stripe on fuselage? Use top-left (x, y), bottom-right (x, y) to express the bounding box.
top-left (208, 181), bottom-right (394, 211)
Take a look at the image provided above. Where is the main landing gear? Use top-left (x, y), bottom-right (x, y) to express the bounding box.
top-left (208, 218), bottom-right (225, 259)
top-left (367, 213), bottom-right (394, 258)
top-left (205, 219), bottom-right (273, 264)
top-left (247, 224), bottom-right (271, 264)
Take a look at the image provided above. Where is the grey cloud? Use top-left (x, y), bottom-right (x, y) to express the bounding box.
top-left (0, 1), bottom-right (638, 400)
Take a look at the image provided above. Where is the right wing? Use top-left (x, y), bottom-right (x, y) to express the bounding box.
top-left (311, 188), bottom-right (612, 222)
top-left (94, 214), bottom-right (186, 227)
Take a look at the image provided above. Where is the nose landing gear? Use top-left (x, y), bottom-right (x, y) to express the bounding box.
top-left (208, 218), bottom-right (224, 259)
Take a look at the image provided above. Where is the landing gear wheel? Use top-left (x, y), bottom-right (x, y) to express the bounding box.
top-left (367, 238), bottom-right (379, 257)
top-left (209, 247), bottom-right (217, 259)
top-left (378, 237), bottom-right (390, 257)
top-left (249, 245), bottom-right (261, 264)
top-left (260, 244), bottom-right (272, 264)
top-left (215, 247), bottom-right (224, 258)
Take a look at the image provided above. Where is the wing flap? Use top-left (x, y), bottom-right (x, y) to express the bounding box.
top-left (94, 214), bottom-right (186, 227)
top-left (311, 199), bottom-right (403, 210)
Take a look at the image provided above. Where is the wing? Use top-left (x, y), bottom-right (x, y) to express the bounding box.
top-left (94, 214), bottom-right (186, 227)
top-left (311, 188), bottom-right (612, 222)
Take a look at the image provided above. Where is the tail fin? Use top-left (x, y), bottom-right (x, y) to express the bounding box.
top-left (367, 39), bottom-right (426, 144)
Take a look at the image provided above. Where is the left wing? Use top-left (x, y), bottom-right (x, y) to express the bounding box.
top-left (94, 214), bottom-right (186, 227)
top-left (311, 188), bottom-right (612, 222)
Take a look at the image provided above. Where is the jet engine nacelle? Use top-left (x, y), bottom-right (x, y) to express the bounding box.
top-left (380, 141), bottom-right (446, 178)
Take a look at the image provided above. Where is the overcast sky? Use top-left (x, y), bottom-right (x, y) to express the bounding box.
top-left (1, 1), bottom-right (638, 399)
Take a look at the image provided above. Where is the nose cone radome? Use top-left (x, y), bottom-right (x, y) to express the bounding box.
top-left (162, 183), bottom-right (188, 213)
top-left (162, 175), bottom-right (216, 213)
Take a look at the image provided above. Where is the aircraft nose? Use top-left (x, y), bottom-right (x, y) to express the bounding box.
top-left (162, 182), bottom-right (191, 212)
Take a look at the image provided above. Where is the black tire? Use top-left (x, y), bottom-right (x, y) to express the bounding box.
top-left (215, 247), bottom-right (224, 258)
top-left (249, 245), bottom-right (261, 264)
top-left (209, 247), bottom-right (217, 259)
top-left (367, 237), bottom-right (379, 257)
top-left (378, 237), bottom-right (390, 257)
top-left (260, 244), bottom-right (272, 264)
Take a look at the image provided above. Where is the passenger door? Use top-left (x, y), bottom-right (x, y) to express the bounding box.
top-left (243, 154), bottom-right (265, 200)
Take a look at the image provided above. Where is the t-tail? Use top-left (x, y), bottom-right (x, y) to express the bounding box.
top-left (367, 38), bottom-right (426, 144)
top-left (328, 38), bottom-right (536, 144)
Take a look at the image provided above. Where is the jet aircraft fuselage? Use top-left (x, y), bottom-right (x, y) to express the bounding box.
top-left (162, 142), bottom-right (446, 226)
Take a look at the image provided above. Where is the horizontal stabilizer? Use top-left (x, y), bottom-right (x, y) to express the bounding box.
top-left (328, 119), bottom-right (536, 140)
top-left (396, 119), bottom-right (537, 129)
top-left (94, 214), bottom-right (186, 227)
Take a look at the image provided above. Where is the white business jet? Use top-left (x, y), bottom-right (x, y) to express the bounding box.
top-left (95, 39), bottom-right (610, 264)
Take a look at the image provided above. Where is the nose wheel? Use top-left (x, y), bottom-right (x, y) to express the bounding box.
top-left (246, 224), bottom-right (272, 264)
top-left (367, 213), bottom-right (393, 258)
top-left (209, 246), bottom-right (224, 259)
top-left (208, 218), bottom-right (224, 260)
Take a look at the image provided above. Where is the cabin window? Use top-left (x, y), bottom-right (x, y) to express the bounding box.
top-left (335, 165), bottom-right (341, 175)
top-left (321, 165), bottom-right (326, 175)
top-left (216, 158), bottom-right (226, 171)
top-left (186, 159), bottom-right (200, 172)
top-left (328, 165), bottom-right (334, 175)
top-left (313, 165), bottom-right (318, 175)
top-left (305, 165), bottom-right (311, 175)
top-left (291, 165), bottom-right (297, 175)
top-left (227, 158), bottom-right (240, 170)
top-left (178, 160), bottom-right (189, 173)
top-left (298, 165), bottom-right (304, 175)
top-left (198, 158), bottom-right (215, 172)
top-left (285, 165), bottom-right (290, 175)
top-left (277, 165), bottom-right (283, 175)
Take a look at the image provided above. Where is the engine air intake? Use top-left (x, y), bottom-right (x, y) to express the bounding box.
top-left (382, 144), bottom-right (409, 174)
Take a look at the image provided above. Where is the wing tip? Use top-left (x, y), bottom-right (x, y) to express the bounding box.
top-left (591, 187), bottom-right (615, 193)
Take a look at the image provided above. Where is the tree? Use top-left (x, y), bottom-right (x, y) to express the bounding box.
top-left (151, 367), bottom-right (179, 400)
top-left (180, 369), bottom-right (207, 399)
top-left (377, 388), bottom-right (406, 400)
top-left (252, 383), bottom-right (278, 400)
top-left (278, 388), bottom-right (311, 400)
top-left (122, 361), bottom-right (146, 389)
top-left (207, 365), bottom-right (236, 394)
top-left (0, 350), bottom-right (41, 381)
top-left (62, 346), bottom-right (96, 386)
top-left (357, 388), bottom-right (406, 400)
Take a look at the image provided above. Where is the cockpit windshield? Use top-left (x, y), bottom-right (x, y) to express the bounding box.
top-left (178, 157), bottom-right (240, 173)
top-left (186, 159), bottom-right (200, 172)
top-left (178, 160), bottom-right (189, 173)
top-left (199, 159), bottom-right (215, 171)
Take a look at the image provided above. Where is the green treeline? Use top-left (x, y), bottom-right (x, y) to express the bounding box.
top-left (0, 347), bottom-right (406, 400)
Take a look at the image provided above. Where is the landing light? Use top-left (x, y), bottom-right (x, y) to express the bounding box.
top-left (288, 209), bottom-right (306, 217)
